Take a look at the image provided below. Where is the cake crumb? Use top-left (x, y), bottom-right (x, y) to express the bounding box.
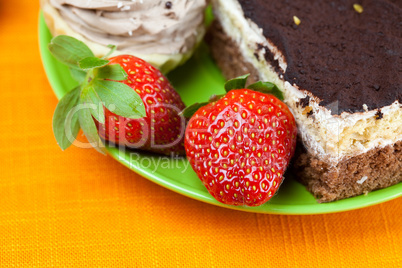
top-left (293, 16), bottom-right (301, 26)
top-left (302, 106), bottom-right (313, 115)
top-left (363, 104), bottom-right (368, 111)
top-left (298, 96), bottom-right (310, 108)
top-left (357, 176), bottom-right (368, 184)
top-left (353, 4), bottom-right (363, 13)
top-left (165, 1), bottom-right (173, 9)
top-left (375, 109), bottom-right (383, 120)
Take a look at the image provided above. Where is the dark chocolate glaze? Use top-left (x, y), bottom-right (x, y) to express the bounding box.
top-left (238, 0), bottom-right (402, 113)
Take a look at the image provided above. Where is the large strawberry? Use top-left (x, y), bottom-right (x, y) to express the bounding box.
top-left (184, 75), bottom-right (297, 206)
top-left (49, 35), bottom-right (185, 155)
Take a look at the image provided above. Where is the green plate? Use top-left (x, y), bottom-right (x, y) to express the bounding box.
top-left (38, 14), bottom-right (401, 214)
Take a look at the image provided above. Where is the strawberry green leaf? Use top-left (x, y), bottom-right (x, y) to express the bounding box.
top-left (48, 35), bottom-right (94, 69)
top-left (180, 102), bottom-right (209, 118)
top-left (52, 86), bottom-right (81, 150)
top-left (79, 57), bottom-right (109, 70)
top-left (81, 86), bottom-right (105, 124)
top-left (93, 79), bottom-right (146, 119)
top-left (97, 64), bottom-right (128, 81)
top-left (224, 74), bottom-right (250, 92)
top-left (78, 101), bottom-right (106, 155)
top-left (69, 68), bottom-right (87, 83)
top-left (247, 81), bottom-right (284, 100)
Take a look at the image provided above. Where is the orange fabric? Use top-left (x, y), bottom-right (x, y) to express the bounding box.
top-left (0, 1), bottom-right (401, 267)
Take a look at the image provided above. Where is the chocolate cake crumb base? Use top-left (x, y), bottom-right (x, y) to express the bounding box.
top-left (293, 140), bottom-right (402, 202)
top-left (205, 21), bottom-right (260, 85)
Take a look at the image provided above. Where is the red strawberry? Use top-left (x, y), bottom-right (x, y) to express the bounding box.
top-left (49, 35), bottom-right (186, 155)
top-left (96, 55), bottom-right (186, 155)
top-left (185, 86), bottom-right (297, 206)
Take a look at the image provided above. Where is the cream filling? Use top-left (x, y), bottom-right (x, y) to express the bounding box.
top-left (284, 83), bottom-right (402, 162)
top-left (212, 0), bottom-right (402, 164)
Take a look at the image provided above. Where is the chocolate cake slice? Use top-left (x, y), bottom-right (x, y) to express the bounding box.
top-left (208, 0), bottom-right (402, 202)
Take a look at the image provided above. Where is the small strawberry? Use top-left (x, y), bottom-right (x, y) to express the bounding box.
top-left (184, 75), bottom-right (297, 206)
top-left (49, 35), bottom-right (185, 155)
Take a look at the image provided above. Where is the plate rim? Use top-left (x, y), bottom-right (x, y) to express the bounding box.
top-left (38, 12), bottom-right (402, 215)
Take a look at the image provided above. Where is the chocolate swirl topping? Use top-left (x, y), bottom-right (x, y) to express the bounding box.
top-left (50, 0), bottom-right (206, 55)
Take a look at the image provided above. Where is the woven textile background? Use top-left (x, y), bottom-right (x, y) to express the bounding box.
top-left (0, 1), bottom-right (401, 267)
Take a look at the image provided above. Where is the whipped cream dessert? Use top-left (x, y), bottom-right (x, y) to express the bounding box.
top-left (42, 0), bottom-right (207, 73)
top-left (208, 0), bottom-right (402, 202)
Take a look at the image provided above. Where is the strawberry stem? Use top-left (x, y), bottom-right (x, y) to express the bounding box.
top-left (102, 45), bottom-right (117, 60)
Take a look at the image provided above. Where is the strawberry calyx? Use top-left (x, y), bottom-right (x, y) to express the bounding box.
top-left (179, 93), bottom-right (225, 118)
top-left (49, 35), bottom-right (146, 153)
top-left (181, 74), bottom-right (284, 118)
top-left (225, 74), bottom-right (284, 100)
